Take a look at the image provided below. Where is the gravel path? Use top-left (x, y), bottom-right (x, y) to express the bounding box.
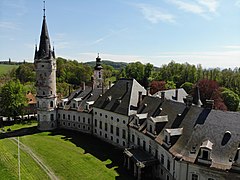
top-left (10, 137), bottom-right (59, 180)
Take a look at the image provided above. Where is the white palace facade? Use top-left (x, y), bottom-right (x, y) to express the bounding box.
top-left (34, 7), bottom-right (240, 180)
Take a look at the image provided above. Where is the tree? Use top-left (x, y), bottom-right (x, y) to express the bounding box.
top-left (150, 81), bottom-right (166, 95)
top-left (221, 89), bottom-right (240, 111)
top-left (0, 80), bottom-right (28, 119)
top-left (16, 63), bottom-right (35, 83)
top-left (165, 81), bottom-right (176, 90)
top-left (197, 79), bottom-right (227, 110)
top-left (180, 82), bottom-right (193, 94)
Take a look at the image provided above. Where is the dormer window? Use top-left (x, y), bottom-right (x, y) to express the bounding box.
top-left (198, 140), bottom-right (213, 164)
top-left (163, 128), bottom-right (183, 148)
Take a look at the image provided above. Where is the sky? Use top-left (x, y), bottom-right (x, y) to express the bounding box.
top-left (0, 0), bottom-right (240, 69)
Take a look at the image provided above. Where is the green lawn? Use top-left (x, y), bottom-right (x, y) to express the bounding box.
top-left (0, 123), bottom-right (133, 180)
top-left (0, 64), bottom-right (19, 75)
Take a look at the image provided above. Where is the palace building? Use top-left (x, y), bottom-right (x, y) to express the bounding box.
top-left (34, 6), bottom-right (240, 180)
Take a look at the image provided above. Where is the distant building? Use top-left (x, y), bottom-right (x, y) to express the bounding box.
top-left (35, 6), bottom-right (240, 180)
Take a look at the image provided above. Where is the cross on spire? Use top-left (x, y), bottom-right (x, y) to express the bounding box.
top-left (43, 1), bottom-right (46, 17)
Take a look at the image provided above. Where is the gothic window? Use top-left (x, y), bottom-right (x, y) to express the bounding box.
top-left (105, 134), bottom-right (107, 138)
top-left (83, 117), bottom-right (85, 123)
top-left (63, 114), bottom-right (65, 119)
top-left (137, 137), bottom-right (140, 146)
top-left (73, 115), bottom-right (75, 121)
top-left (43, 91), bottom-right (45, 95)
top-left (50, 101), bottom-right (54, 107)
top-left (68, 115), bottom-right (70, 120)
top-left (99, 121), bottom-right (102, 129)
top-left (123, 141), bottom-right (125, 146)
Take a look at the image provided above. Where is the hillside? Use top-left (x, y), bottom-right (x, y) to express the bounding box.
top-left (85, 60), bottom-right (127, 70)
top-left (0, 64), bottom-right (19, 75)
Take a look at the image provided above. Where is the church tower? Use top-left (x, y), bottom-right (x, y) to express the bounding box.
top-left (34, 4), bottom-right (57, 130)
top-left (93, 54), bottom-right (103, 88)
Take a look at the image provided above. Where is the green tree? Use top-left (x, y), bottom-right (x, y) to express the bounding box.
top-left (180, 82), bottom-right (193, 94)
top-left (165, 81), bottom-right (176, 89)
top-left (0, 80), bottom-right (28, 119)
top-left (221, 89), bottom-right (240, 111)
top-left (16, 63), bottom-right (35, 83)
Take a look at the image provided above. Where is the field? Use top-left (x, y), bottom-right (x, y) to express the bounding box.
top-left (0, 64), bottom-right (19, 75)
top-left (0, 122), bottom-right (133, 180)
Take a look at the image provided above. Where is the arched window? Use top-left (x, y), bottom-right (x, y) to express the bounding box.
top-left (50, 101), bottom-right (54, 107)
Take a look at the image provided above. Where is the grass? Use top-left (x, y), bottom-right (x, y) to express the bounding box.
top-left (0, 122), bottom-right (133, 180)
top-left (0, 64), bottom-right (19, 75)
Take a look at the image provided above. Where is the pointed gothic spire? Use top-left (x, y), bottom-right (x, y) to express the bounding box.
top-left (38, 1), bottom-right (51, 59)
top-left (34, 44), bottom-right (38, 59)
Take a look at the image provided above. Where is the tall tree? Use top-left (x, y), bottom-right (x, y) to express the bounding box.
top-left (0, 80), bottom-right (28, 119)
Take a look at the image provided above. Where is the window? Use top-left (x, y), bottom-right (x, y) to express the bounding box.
top-left (161, 154), bottom-right (164, 165)
top-left (110, 125), bottom-right (113, 134)
top-left (202, 150), bottom-right (209, 160)
top-left (123, 141), bottom-right (125, 146)
top-left (149, 125), bottom-right (152, 133)
top-left (95, 119), bottom-right (97, 127)
top-left (137, 137), bottom-right (140, 146)
top-left (100, 113), bottom-right (102, 117)
top-left (160, 169), bottom-right (163, 175)
top-left (143, 141), bottom-right (146, 151)
top-left (123, 120), bottom-right (126, 124)
top-left (68, 115), bottom-right (70, 120)
top-left (58, 113), bottom-right (60, 119)
top-left (99, 121), bottom-right (102, 129)
top-left (149, 145), bottom-right (151, 153)
top-left (105, 115), bottom-right (108, 118)
top-left (50, 101), bottom-right (54, 107)
top-left (99, 72), bottom-right (101, 78)
top-left (111, 117), bottom-right (113, 120)
top-left (94, 129), bottom-right (97, 133)
top-left (95, 112), bottom-right (97, 115)
top-left (116, 139), bottom-right (119, 143)
top-left (73, 115), bottom-right (75, 121)
top-left (105, 123), bottom-right (108, 131)
top-left (42, 65), bottom-right (44, 68)
top-left (83, 117), bottom-right (85, 123)
top-left (192, 174), bottom-right (198, 180)
top-left (111, 136), bottom-right (113, 141)
top-left (122, 129), bottom-right (126, 139)
top-left (117, 118), bottom-right (119, 122)
top-left (132, 134), bottom-right (135, 143)
top-left (63, 114), bottom-right (65, 119)
top-left (100, 131), bottom-right (102, 136)
top-left (155, 149), bottom-right (158, 158)
top-left (43, 91), bottom-right (45, 95)
top-left (78, 116), bottom-right (80, 122)
top-left (73, 103), bottom-right (76, 108)
top-left (50, 114), bottom-right (54, 121)
top-left (166, 175), bottom-right (169, 180)
top-left (105, 134), bottom-right (108, 138)
top-left (73, 123), bottom-right (75, 127)
top-left (116, 127), bottom-right (119, 136)
top-left (88, 118), bottom-right (90, 124)
top-left (167, 159), bottom-right (170, 170)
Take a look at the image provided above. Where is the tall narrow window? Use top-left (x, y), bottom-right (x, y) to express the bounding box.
top-left (143, 141), bottom-right (146, 151)
top-left (50, 114), bottom-right (54, 121)
top-left (99, 121), bottom-right (102, 129)
top-left (116, 127), bottom-right (119, 136)
top-left (122, 129), bottom-right (126, 139)
top-left (137, 137), bottom-right (140, 146)
top-left (105, 123), bottom-right (108, 131)
top-left (110, 125), bottom-right (113, 134)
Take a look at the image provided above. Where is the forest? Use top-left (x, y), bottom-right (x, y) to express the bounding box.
top-left (0, 57), bottom-right (239, 119)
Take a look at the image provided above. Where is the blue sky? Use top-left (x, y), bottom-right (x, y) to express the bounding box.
top-left (0, 0), bottom-right (240, 68)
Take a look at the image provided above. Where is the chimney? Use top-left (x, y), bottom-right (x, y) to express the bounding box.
top-left (82, 82), bottom-right (85, 91)
top-left (161, 91), bottom-right (165, 100)
top-left (147, 87), bottom-right (150, 96)
top-left (205, 100), bottom-right (214, 109)
top-left (175, 89), bottom-right (178, 101)
top-left (184, 95), bottom-right (193, 108)
top-left (138, 91), bottom-right (143, 107)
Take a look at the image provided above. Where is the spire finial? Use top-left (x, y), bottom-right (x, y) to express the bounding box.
top-left (43, 1), bottom-right (46, 18)
top-left (98, 53), bottom-right (100, 57)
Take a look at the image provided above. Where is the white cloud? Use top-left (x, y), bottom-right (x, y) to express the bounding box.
top-left (197, 0), bottom-right (219, 13)
top-left (168, 0), bottom-right (204, 14)
top-left (167, 0), bottom-right (219, 19)
top-left (135, 3), bottom-right (175, 24)
top-left (0, 21), bottom-right (20, 30)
